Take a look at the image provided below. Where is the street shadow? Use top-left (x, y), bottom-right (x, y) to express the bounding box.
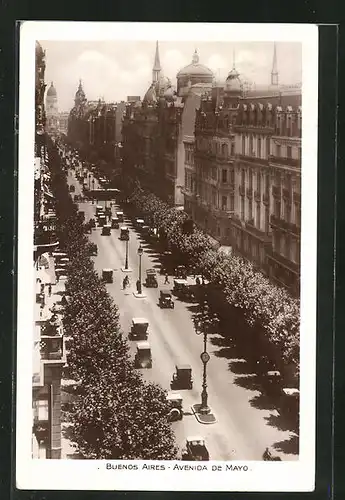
top-left (273, 433), bottom-right (299, 456)
top-left (265, 411), bottom-right (299, 435)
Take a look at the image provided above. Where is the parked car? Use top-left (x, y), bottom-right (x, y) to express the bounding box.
top-left (166, 392), bottom-right (183, 421)
top-left (134, 218), bottom-right (145, 230)
top-left (134, 341), bottom-right (152, 369)
top-left (175, 265), bottom-right (187, 279)
top-left (159, 290), bottom-right (174, 309)
top-left (170, 364), bottom-right (193, 390)
top-left (98, 215), bottom-right (107, 227)
top-left (101, 224), bottom-right (111, 236)
top-left (102, 268), bottom-right (113, 283)
top-left (173, 279), bottom-right (194, 300)
top-left (116, 211), bottom-right (124, 222)
top-left (145, 269), bottom-right (158, 288)
top-left (120, 226), bottom-right (129, 240)
top-left (181, 436), bottom-right (209, 461)
top-left (130, 318), bottom-right (149, 340)
top-left (111, 217), bottom-right (120, 229)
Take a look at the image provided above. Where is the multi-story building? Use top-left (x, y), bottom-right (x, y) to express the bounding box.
top-left (57, 111), bottom-right (69, 136)
top-left (46, 82), bottom-right (59, 135)
top-left (186, 45), bottom-right (302, 295)
top-left (122, 42), bottom-right (212, 206)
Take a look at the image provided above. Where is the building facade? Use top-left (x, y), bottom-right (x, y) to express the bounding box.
top-left (122, 42), bottom-right (212, 206)
top-left (45, 82), bottom-right (59, 135)
top-left (184, 45), bottom-right (302, 295)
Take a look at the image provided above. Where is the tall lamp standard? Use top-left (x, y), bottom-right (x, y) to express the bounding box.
top-left (192, 287), bottom-right (216, 423)
top-left (137, 244), bottom-right (143, 295)
top-left (88, 173), bottom-right (92, 190)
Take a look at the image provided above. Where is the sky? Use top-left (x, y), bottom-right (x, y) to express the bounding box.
top-left (40, 40), bottom-right (302, 112)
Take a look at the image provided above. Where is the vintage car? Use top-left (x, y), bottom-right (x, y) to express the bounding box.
top-left (145, 269), bottom-right (158, 288)
top-left (261, 370), bottom-right (282, 396)
top-left (116, 211), bottom-right (124, 222)
top-left (69, 184), bottom-right (75, 193)
top-left (101, 224), bottom-right (111, 236)
top-left (134, 218), bottom-right (145, 230)
top-left (181, 436), bottom-right (209, 461)
top-left (134, 341), bottom-right (152, 369)
top-left (98, 215), bottom-right (107, 227)
top-left (96, 205), bottom-right (103, 216)
top-left (141, 225), bottom-right (151, 236)
top-left (111, 217), bottom-right (120, 229)
top-left (104, 206), bottom-right (112, 217)
top-left (88, 242), bottom-right (98, 256)
top-left (102, 268), bottom-right (113, 283)
top-left (175, 265), bottom-right (188, 279)
top-left (166, 392), bottom-right (183, 421)
top-left (130, 317), bottom-right (149, 340)
top-left (120, 226), bottom-right (129, 240)
top-left (173, 279), bottom-right (194, 300)
top-left (281, 388), bottom-right (300, 413)
top-left (170, 364), bottom-right (193, 390)
top-left (159, 290), bottom-right (174, 309)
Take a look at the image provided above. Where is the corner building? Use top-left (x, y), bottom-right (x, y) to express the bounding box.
top-left (186, 46), bottom-right (301, 296)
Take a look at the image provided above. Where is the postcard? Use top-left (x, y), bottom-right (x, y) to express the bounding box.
top-left (17, 21), bottom-right (318, 492)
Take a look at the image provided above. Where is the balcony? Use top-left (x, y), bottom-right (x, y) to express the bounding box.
top-left (270, 215), bottom-right (300, 236)
top-left (239, 185), bottom-right (245, 196)
top-left (267, 250), bottom-right (299, 275)
top-left (236, 154), bottom-right (269, 167)
top-left (246, 187), bottom-right (253, 198)
top-left (268, 155), bottom-right (300, 169)
top-left (254, 190), bottom-right (261, 203)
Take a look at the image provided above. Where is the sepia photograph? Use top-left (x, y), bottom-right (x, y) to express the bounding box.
top-left (17, 22), bottom-right (318, 492)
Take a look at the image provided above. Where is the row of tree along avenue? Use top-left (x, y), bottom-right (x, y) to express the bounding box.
top-left (124, 181), bottom-right (300, 381)
top-left (48, 139), bottom-right (178, 460)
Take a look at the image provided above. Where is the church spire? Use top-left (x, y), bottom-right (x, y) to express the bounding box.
top-left (271, 42), bottom-right (279, 86)
top-left (152, 41), bottom-right (161, 82)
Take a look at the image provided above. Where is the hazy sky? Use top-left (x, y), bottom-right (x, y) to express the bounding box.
top-left (40, 40), bottom-right (301, 112)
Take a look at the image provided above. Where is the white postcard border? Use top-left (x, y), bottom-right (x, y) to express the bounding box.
top-left (16, 21), bottom-right (318, 492)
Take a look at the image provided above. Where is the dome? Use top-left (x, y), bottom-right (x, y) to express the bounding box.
top-left (143, 83), bottom-right (157, 104)
top-left (225, 67), bottom-right (242, 94)
top-left (164, 85), bottom-right (177, 102)
top-left (177, 50), bottom-right (213, 78)
top-left (47, 82), bottom-right (57, 97)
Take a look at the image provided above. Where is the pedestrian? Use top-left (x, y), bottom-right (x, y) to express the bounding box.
top-left (196, 276), bottom-right (201, 286)
top-left (48, 284), bottom-right (52, 296)
top-left (164, 274), bottom-right (170, 285)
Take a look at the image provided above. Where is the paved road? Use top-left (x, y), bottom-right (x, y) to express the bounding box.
top-left (67, 169), bottom-right (297, 461)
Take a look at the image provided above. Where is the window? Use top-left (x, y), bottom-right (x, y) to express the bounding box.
top-left (231, 143), bottom-right (235, 156)
top-left (212, 189), bottom-right (217, 207)
top-left (249, 171), bottom-right (253, 190)
top-left (241, 169), bottom-right (245, 187)
top-left (242, 135), bottom-right (245, 155)
top-left (230, 169), bottom-right (235, 184)
top-left (276, 144), bottom-right (281, 157)
top-left (265, 173), bottom-right (270, 195)
top-left (287, 146), bottom-right (292, 159)
top-left (257, 173), bottom-right (261, 193)
top-left (241, 197), bottom-right (245, 219)
top-left (222, 143), bottom-right (228, 157)
top-left (185, 171), bottom-right (188, 188)
top-left (222, 196), bottom-right (227, 211)
top-left (222, 169), bottom-right (227, 183)
top-left (266, 137), bottom-right (270, 158)
top-left (257, 137), bottom-right (262, 158)
top-left (230, 195), bottom-right (235, 211)
top-left (256, 203), bottom-right (261, 229)
top-left (274, 199), bottom-right (281, 218)
top-left (248, 199), bottom-right (253, 219)
top-left (295, 203), bottom-right (301, 227)
top-left (265, 207), bottom-right (270, 233)
top-left (249, 135), bottom-right (254, 155)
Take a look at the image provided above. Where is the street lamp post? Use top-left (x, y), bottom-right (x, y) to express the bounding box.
top-left (125, 235), bottom-right (129, 270)
top-left (88, 173), bottom-right (91, 190)
top-left (199, 297), bottom-right (211, 415)
top-left (137, 244), bottom-right (143, 295)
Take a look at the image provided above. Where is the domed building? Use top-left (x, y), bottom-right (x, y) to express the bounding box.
top-left (45, 82), bottom-right (59, 134)
top-left (176, 50), bottom-right (214, 97)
